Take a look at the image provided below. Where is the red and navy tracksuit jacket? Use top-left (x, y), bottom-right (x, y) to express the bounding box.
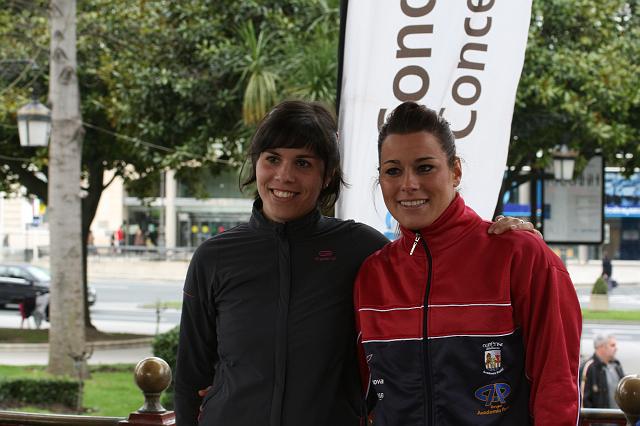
top-left (355, 195), bottom-right (582, 425)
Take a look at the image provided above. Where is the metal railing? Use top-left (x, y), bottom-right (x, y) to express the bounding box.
top-left (580, 408), bottom-right (628, 425)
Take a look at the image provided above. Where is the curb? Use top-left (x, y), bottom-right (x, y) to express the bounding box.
top-left (0, 337), bottom-right (153, 351)
top-left (582, 320), bottom-right (640, 326)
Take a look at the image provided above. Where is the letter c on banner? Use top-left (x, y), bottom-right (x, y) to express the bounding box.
top-left (393, 65), bottom-right (430, 101)
top-left (439, 107), bottom-right (477, 139)
top-left (401, 0), bottom-right (436, 17)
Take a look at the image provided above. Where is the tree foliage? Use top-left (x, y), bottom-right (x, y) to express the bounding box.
top-left (500, 0), bottom-right (640, 213)
top-left (0, 0), bottom-right (339, 326)
top-left (3, 1), bottom-right (637, 230)
top-left (1, 0), bottom-right (340, 203)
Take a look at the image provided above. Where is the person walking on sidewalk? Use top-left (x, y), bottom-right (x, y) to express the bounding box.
top-left (602, 251), bottom-right (618, 290)
top-left (580, 334), bottom-right (625, 409)
top-left (18, 295), bottom-right (36, 329)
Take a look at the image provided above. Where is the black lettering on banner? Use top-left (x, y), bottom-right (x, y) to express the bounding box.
top-left (452, 75), bottom-right (481, 105)
top-left (458, 43), bottom-right (488, 71)
top-left (440, 107), bottom-right (477, 139)
top-left (397, 25), bottom-right (434, 58)
top-left (467, 0), bottom-right (495, 13)
top-left (464, 16), bottom-right (492, 37)
top-left (393, 65), bottom-right (430, 101)
top-left (401, 0), bottom-right (436, 17)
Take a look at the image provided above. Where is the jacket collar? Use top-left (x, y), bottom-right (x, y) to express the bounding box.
top-left (249, 198), bottom-right (321, 237)
top-left (398, 193), bottom-right (482, 255)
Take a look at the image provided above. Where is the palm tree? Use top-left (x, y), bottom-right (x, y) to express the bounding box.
top-left (236, 20), bottom-right (279, 125)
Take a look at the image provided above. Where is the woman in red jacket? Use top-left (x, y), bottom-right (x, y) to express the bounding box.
top-left (354, 102), bottom-right (582, 425)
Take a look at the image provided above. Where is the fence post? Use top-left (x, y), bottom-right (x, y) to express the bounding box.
top-left (615, 374), bottom-right (640, 426)
top-left (119, 357), bottom-right (175, 425)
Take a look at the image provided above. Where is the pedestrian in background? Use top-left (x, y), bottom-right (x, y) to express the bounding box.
top-left (580, 334), bottom-right (625, 409)
top-left (32, 291), bottom-right (49, 329)
top-left (602, 251), bottom-right (617, 290)
top-left (19, 295), bottom-right (36, 329)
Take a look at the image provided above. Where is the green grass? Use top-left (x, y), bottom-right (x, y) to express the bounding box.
top-left (139, 301), bottom-right (182, 310)
top-left (83, 366), bottom-right (143, 416)
top-left (0, 328), bottom-right (149, 344)
top-left (582, 309), bottom-right (640, 321)
top-left (0, 364), bottom-right (143, 417)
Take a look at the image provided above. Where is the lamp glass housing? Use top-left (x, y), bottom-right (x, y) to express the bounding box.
top-left (17, 100), bottom-right (51, 147)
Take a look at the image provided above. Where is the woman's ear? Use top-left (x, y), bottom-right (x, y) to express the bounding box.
top-left (323, 168), bottom-right (334, 189)
top-left (452, 157), bottom-right (462, 187)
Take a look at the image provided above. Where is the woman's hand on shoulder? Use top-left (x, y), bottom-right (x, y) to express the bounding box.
top-left (488, 215), bottom-right (543, 238)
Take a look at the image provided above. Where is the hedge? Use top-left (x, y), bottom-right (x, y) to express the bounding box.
top-left (0, 377), bottom-right (79, 408)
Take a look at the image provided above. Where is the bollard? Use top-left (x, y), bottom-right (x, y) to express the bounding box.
top-left (119, 357), bottom-right (175, 425)
top-left (615, 374), bottom-right (640, 426)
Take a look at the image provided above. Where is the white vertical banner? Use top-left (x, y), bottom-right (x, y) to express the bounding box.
top-left (337, 0), bottom-right (532, 238)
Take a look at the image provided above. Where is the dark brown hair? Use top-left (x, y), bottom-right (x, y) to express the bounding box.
top-left (378, 101), bottom-right (457, 167)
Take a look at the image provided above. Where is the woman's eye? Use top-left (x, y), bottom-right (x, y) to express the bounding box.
top-left (384, 167), bottom-right (401, 176)
top-left (296, 159), bottom-right (311, 168)
top-left (417, 164), bottom-right (433, 173)
top-left (265, 155), bottom-right (280, 164)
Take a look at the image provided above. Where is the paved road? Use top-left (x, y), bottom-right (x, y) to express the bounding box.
top-left (0, 278), bottom-right (182, 335)
top-left (582, 323), bottom-right (640, 375)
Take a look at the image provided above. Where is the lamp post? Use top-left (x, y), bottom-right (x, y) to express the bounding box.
top-left (550, 145), bottom-right (578, 264)
top-left (529, 145), bottom-right (578, 233)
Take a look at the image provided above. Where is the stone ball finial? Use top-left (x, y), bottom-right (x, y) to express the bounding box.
top-left (134, 357), bottom-right (172, 394)
top-left (615, 374), bottom-right (640, 424)
top-left (133, 357), bottom-right (172, 413)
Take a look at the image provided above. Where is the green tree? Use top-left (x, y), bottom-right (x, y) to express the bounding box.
top-left (498, 0), bottom-right (640, 216)
top-left (0, 0), bottom-right (341, 328)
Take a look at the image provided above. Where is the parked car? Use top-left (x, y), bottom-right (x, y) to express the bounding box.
top-left (0, 263), bottom-right (97, 313)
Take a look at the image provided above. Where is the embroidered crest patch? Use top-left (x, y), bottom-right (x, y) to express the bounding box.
top-left (482, 341), bottom-right (504, 375)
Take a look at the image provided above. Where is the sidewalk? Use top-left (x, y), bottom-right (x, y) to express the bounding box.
top-left (565, 260), bottom-right (640, 287)
top-left (0, 344), bottom-right (153, 365)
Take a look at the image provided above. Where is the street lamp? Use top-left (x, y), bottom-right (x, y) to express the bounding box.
top-left (0, 59), bottom-right (51, 147)
top-left (552, 145), bottom-right (577, 181)
top-left (17, 99), bottom-right (51, 147)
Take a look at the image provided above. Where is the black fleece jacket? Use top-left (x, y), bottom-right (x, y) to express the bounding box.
top-left (580, 353), bottom-right (625, 408)
top-left (174, 201), bottom-right (388, 426)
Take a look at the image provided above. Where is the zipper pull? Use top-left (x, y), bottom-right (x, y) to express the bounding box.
top-left (409, 233), bottom-right (421, 256)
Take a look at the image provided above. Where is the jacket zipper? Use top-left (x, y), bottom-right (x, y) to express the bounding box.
top-left (409, 234), bottom-right (421, 256)
top-left (412, 232), bottom-right (434, 426)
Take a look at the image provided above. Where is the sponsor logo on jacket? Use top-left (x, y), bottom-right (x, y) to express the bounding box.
top-left (474, 382), bottom-right (511, 415)
top-left (314, 249), bottom-right (336, 261)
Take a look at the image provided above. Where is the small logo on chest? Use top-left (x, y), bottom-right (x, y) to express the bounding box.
top-left (314, 249), bottom-right (336, 261)
top-left (482, 341), bottom-right (504, 375)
